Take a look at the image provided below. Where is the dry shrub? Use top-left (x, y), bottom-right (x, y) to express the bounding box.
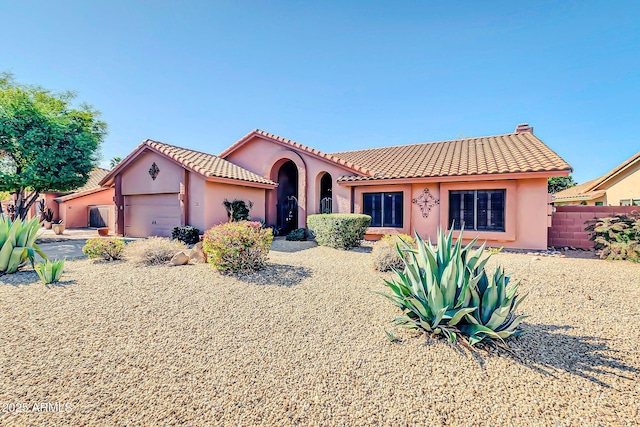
top-left (125, 237), bottom-right (188, 265)
top-left (202, 221), bottom-right (273, 273)
top-left (372, 234), bottom-right (417, 272)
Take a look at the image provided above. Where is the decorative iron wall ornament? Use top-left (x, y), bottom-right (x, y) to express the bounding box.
top-left (412, 188), bottom-right (440, 218)
top-left (149, 162), bottom-right (160, 180)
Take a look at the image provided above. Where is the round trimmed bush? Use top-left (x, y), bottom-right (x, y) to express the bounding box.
top-left (307, 214), bottom-right (371, 249)
top-left (202, 221), bottom-right (273, 273)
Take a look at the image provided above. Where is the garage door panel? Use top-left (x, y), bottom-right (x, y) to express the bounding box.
top-left (124, 194), bottom-right (181, 237)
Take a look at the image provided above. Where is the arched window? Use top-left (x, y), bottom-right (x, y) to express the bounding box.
top-left (319, 173), bottom-right (332, 213)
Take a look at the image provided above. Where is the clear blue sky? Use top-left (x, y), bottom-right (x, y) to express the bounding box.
top-left (2, 1), bottom-right (638, 183)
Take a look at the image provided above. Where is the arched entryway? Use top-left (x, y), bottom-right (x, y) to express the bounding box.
top-left (319, 172), bottom-right (332, 213)
top-left (277, 160), bottom-right (298, 234)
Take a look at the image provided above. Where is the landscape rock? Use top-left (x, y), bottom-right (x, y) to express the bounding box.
top-left (188, 242), bottom-right (207, 263)
top-left (168, 251), bottom-right (190, 266)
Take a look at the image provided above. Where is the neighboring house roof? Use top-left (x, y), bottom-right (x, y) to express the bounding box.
top-left (552, 178), bottom-right (605, 202)
top-left (52, 168), bottom-right (112, 203)
top-left (553, 150), bottom-right (640, 202)
top-left (75, 167), bottom-right (110, 193)
top-left (332, 131), bottom-right (572, 182)
top-left (100, 139), bottom-right (277, 188)
top-left (219, 129), bottom-right (372, 176)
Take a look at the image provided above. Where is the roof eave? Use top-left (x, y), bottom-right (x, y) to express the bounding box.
top-left (54, 187), bottom-right (111, 203)
top-left (337, 170), bottom-right (571, 186)
top-left (206, 175), bottom-right (277, 189)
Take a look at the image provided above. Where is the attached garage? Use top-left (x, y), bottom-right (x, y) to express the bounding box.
top-left (99, 139), bottom-right (276, 237)
top-left (124, 194), bottom-right (181, 237)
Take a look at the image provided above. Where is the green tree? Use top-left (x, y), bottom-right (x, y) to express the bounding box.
top-left (0, 72), bottom-right (107, 219)
top-left (548, 175), bottom-right (577, 194)
top-left (109, 156), bottom-right (122, 169)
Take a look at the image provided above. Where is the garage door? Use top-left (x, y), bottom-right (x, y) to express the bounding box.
top-left (124, 194), bottom-right (181, 237)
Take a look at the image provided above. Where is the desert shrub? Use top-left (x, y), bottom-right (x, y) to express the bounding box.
top-left (269, 225), bottom-right (281, 237)
top-left (82, 237), bottom-right (125, 261)
top-left (125, 237), bottom-right (187, 265)
top-left (286, 228), bottom-right (307, 241)
top-left (307, 214), bottom-right (371, 250)
top-left (223, 199), bottom-right (253, 222)
top-left (202, 221), bottom-right (273, 273)
top-left (171, 225), bottom-right (200, 245)
top-left (372, 234), bottom-right (416, 272)
top-left (34, 259), bottom-right (64, 284)
top-left (585, 211), bottom-right (640, 261)
top-left (378, 228), bottom-right (527, 346)
top-left (487, 246), bottom-right (504, 255)
top-left (0, 216), bottom-right (46, 274)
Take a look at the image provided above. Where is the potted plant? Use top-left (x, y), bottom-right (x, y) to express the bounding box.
top-left (52, 220), bottom-right (65, 235)
top-left (43, 208), bottom-right (54, 229)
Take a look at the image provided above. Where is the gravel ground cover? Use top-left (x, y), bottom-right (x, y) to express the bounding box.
top-left (1, 239), bottom-right (639, 426)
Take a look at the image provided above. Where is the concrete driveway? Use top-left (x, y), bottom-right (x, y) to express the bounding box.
top-left (37, 240), bottom-right (87, 260)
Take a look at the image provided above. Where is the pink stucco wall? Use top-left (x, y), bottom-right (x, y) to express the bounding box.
top-left (204, 181), bottom-right (266, 230)
top-left (58, 189), bottom-right (116, 229)
top-left (223, 135), bottom-right (354, 229)
top-left (121, 151), bottom-right (183, 196)
top-left (349, 178), bottom-right (549, 249)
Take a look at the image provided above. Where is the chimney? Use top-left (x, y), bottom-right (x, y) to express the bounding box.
top-left (515, 123), bottom-right (533, 134)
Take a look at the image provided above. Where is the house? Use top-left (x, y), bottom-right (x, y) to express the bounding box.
top-left (101, 124), bottom-right (572, 249)
top-left (2, 168), bottom-right (115, 229)
top-left (553, 151), bottom-right (640, 206)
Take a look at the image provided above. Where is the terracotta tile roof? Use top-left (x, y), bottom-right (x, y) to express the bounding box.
top-left (333, 132), bottom-right (572, 182)
top-left (219, 129), bottom-right (371, 175)
top-left (145, 140), bottom-right (277, 186)
top-left (552, 178), bottom-right (605, 202)
top-left (75, 167), bottom-right (110, 193)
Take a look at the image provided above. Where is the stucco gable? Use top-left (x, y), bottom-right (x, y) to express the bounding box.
top-left (219, 129), bottom-right (372, 177)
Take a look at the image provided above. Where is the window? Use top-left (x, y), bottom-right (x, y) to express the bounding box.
top-left (363, 192), bottom-right (403, 227)
top-left (620, 199), bottom-right (632, 206)
top-left (634, 199), bottom-right (640, 206)
top-left (595, 202), bottom-right (604, 206)
top-left (449, 190), bottom-right (505, 231)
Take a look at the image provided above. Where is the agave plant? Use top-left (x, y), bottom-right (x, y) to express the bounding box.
top-left (34, 258), bottom-right (65, 284)
top-left (461, 266), bottom-right (528, 345)
top-left (0, 216), bottom-right (47, 274)
top-left (377, 228), bottom-right (487, 342)
top-left (378, 227), bottom-right (526, 346)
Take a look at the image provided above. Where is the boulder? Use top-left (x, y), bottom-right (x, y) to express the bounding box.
top-left (189, 242), bottom-right (207, 264)
top-left (168, 251), bottom-right (190, 266)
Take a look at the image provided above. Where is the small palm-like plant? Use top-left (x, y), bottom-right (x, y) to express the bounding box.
top-left (0, 216), bottom-right (47, 274)
top-left (34, 258), bottom-right (65, 284)
top-left (378, 227), bottom-right (526, 346)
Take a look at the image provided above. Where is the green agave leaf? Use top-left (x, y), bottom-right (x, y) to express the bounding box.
top-left (53, 259), bottom-right (65, 282)
top-left (459, 324), bottom-right (503, 345)
top-left (431, 306), bottom-right (447, 329)
top-left (6, 247), bottom-right (27, 274)
top-left (447, 307), bottom-right (477, 326)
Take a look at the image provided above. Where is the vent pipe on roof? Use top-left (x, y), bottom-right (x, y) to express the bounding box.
top-left (515, 123), bottom-right (533, 134)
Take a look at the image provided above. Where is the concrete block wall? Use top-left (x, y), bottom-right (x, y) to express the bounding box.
top-left (548, 206), bottom-right (639, 249)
